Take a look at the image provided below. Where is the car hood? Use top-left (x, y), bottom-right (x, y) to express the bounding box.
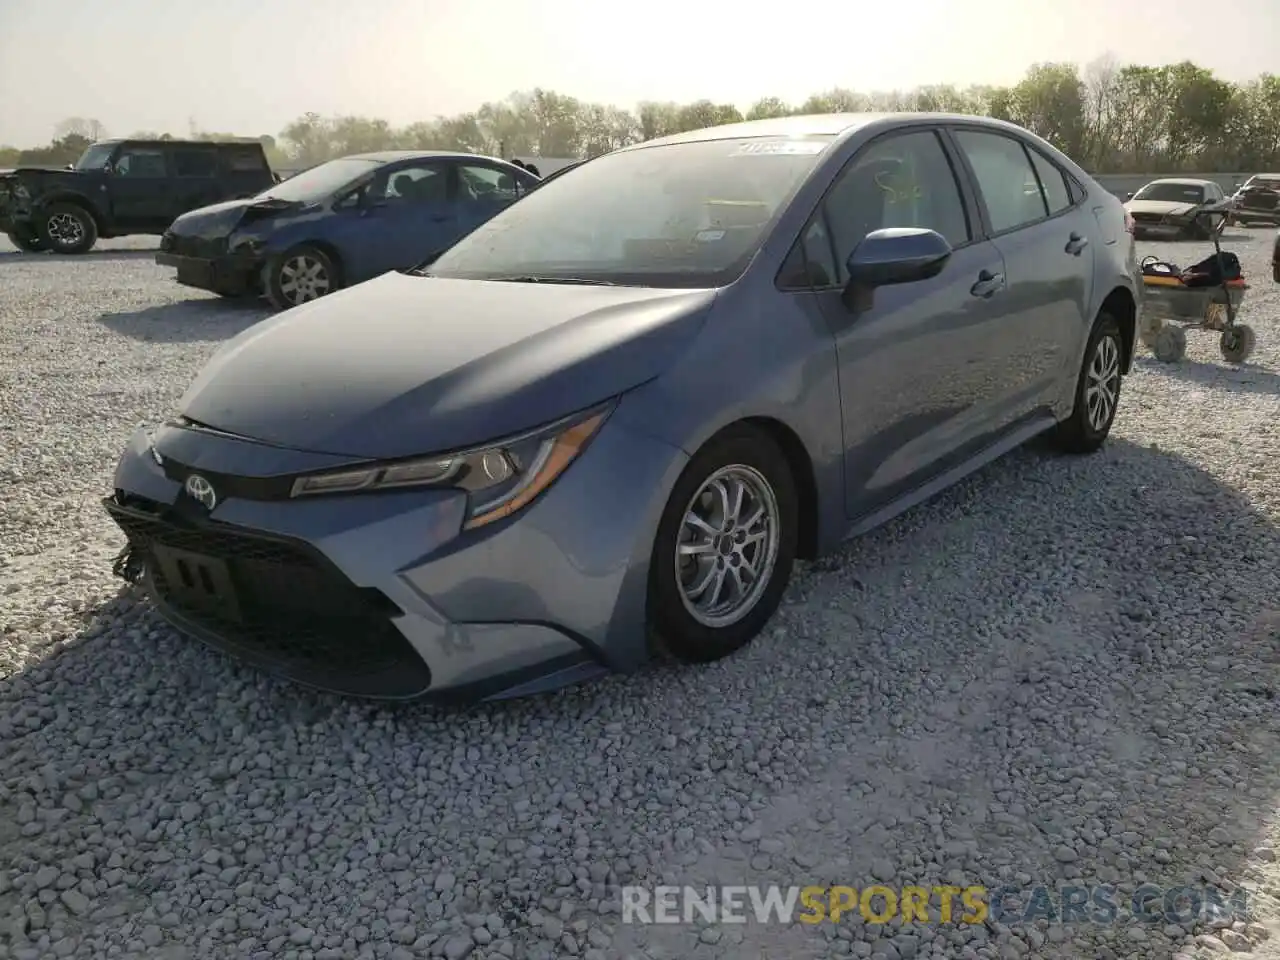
top-left (5, 165), bottom-right (83, 175)
top-left (1125, 199), bottom-right (1200, 217)
top-left (178, 272), bottom-right (717, 459)
top-left (169, 196), bottom-right (305, 238)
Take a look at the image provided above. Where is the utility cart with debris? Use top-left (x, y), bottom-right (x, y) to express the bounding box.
top-left (1137, 209), bottom-right (1256, 364)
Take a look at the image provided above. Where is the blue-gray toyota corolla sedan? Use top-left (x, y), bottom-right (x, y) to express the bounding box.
top-left (105, 113), bottom-right (1142, 702)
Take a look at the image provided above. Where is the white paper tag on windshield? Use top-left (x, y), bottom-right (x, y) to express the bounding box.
top-left (730, 140), bottom-right (828, 157)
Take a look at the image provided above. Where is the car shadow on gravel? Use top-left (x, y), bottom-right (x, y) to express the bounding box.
top-left (1133, 354), bottom-right (1280, 396)
top-left (0, 250), bottom-right (160, 263)
top-left (4, 438), bottom-right (1280, 958)
top-left (97, 298), bottom-right (272, 343)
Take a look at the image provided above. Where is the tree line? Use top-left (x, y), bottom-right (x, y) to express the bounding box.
top-left (4, 58), bottom-right (1278, 174)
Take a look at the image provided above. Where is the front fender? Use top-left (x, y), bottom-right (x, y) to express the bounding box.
top-left (33, 190), bottom-right (107, 228)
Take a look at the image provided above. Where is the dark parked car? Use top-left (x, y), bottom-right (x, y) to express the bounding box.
top-left (105, 112), bottom-right (1141, 702)
top-left (1123, 178), bottom-right (1229, 240)
top-left (1272, 230), bottom-right (1279, 283)
top-left (156, 151), bottom-right (540, 310)
top-left (0, 139), bottom-right (274, 254)
top-left (1229, 173), bottom-right (1280, 226)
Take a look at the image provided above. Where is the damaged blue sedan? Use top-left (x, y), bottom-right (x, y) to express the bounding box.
top-left (105, 113), bottom-right (1140, 701)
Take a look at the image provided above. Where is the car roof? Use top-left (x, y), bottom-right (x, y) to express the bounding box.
top-left (95, 138), bottom-right (264, 148)
top-left (625, 112), bottom-right (1036, 150)
top-left (339, 150), bottom-right (509, 164)
top-left (1143, 178), bottom-right (1216, 187)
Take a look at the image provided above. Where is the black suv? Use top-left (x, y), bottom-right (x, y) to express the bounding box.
top-left (0, 139), bottom-right (276, 254)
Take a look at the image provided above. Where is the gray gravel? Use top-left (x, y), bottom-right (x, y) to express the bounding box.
top-left (3, 230), bottom-right (1280, 960)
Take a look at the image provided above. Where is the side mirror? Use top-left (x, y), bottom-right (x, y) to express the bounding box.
top-left (65, 163), bottom-right (74, 171)
top-left (1123, 192), bottom-right (1134, 201)
top-left (844, 227), bottom-right (952, 292)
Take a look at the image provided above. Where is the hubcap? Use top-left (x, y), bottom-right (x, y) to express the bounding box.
top-left (1085, 334), bottom-right (1120, 432)
top-left (47, 212), bottom-right (84, 247)
top-left (279, 255), bottom-right (332, 304)
top-left (675, 464), bottom-right (780, 629)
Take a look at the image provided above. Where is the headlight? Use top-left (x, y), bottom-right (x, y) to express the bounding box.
top-left (289, 404), bottom-right (613, 530)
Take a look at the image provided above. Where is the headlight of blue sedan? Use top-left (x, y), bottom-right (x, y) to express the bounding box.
top-left (289, 404), bottom-right (613, 530)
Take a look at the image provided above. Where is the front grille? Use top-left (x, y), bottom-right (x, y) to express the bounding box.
top-left (164, 233), bottom-right (228, 259)
top-left (105, 496), bottom-right (433, 698)
top-left (1131, 212), bottom-right (1169, 224)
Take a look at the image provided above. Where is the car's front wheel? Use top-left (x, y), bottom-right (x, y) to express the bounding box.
top-left (1052, 312), bottom-right (1124, 454)
top-left (6, 225), bottom-right (46, 252)
top-left (37, 204), bottom-right (98, 254)
top-left (265, 245), bottom-right (339, 310)
top-left (648, 425), bottom-right (799, 663)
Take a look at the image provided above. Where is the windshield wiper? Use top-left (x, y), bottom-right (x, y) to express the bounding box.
top-left (492, 275), bottom-right (618, 286)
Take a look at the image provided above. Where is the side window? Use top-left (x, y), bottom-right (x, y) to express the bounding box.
top-left (823, 130), bottom-right (971, 281)
top-left (458, 164), bottom-right (526, 203)
top-left (1027, 149), bottom-right (1072, 215)
top-left (172, 148), bottom-right (218, 178)
top-left (953, 130), bottom-right (1049, 233)
top-left (381, 162), bottom-right (451, 204)
top-left (113, 148), bottom-right (167, 178)
top-left (226, 147), bottom-right (268, 173)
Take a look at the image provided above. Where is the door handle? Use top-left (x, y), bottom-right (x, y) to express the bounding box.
top-left (1065, 233), bottom-right (1089, 255)
top-left (970, 271), bottom-right (1005, 298)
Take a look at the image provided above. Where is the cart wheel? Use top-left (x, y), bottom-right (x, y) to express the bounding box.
top-left (1204, 303), bottom-right (1227, 330)
top-left (1138, 314), bottom-right (1164, 348)
top-left (1153, 326), bottom-right (1187, 363)
top-left (1220, 324), bottom-right (1256, 364)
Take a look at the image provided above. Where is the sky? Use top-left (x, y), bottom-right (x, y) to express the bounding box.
top-left (0, 0), bottom-right (1276, 148)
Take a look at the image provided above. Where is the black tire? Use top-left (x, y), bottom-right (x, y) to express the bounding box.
top-left (648, 425), bottom-right (799, 663)
top-left (6, 226), bottom-right (45, 252)
top-left (36, 203), bottom-right (98, 254)
top-left (1052, 313), bottom-right (1124, 454)
top-left (264, 245), bottom-right (339, 311)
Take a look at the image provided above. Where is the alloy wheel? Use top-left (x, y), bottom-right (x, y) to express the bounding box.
top-left (278, 255), bottom-right (332, 304)
top-left (675, 464), bottom-right (780, 629)
top-left (46, 212), bottom-right (84, 248)
top-left (1085, 333), bottom-right (1120, 432)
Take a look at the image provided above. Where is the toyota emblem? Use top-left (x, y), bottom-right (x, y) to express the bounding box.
top-left (184, 474), bottom-right (218, 511)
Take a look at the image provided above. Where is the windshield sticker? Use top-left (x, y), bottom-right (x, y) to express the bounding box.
top-left (730, 140), bottom-right (828, 157)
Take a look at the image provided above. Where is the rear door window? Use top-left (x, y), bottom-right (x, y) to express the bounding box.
top-left (1027, 149), bottom-right (1072, 215)
top-left (172, 148), bottom-right (218, 178)
top-left (952, 130), bottom-right (1050, 233)
top-left (225, 147), bottom-right (268, 173)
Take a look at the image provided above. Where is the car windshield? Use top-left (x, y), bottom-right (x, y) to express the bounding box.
top-left (74, 143), bottom-right (117, 171)
top-left (1243, 176), bottom-right (1280, 189)
top-left (427, 135), bottom-right (835, 287)
top-left (1133, 182), bottom-right (1205, 203)
top-left (255, 158), bottom-right (380, 202)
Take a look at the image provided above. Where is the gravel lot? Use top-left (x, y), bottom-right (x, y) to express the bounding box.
top-left (2, 228), bottom-right (1280, 960)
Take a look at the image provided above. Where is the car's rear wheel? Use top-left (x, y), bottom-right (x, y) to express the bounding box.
top-left (1053, 313), bottom-right (1124, 454)
top-left (648, 425), bottom-right (798, 664)
top-left (37, 203), bottom-right (97, 254)
top-left (265, 245), bottom-right (339, 310)
top-left (6, 225), bottom-right (46, 252)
